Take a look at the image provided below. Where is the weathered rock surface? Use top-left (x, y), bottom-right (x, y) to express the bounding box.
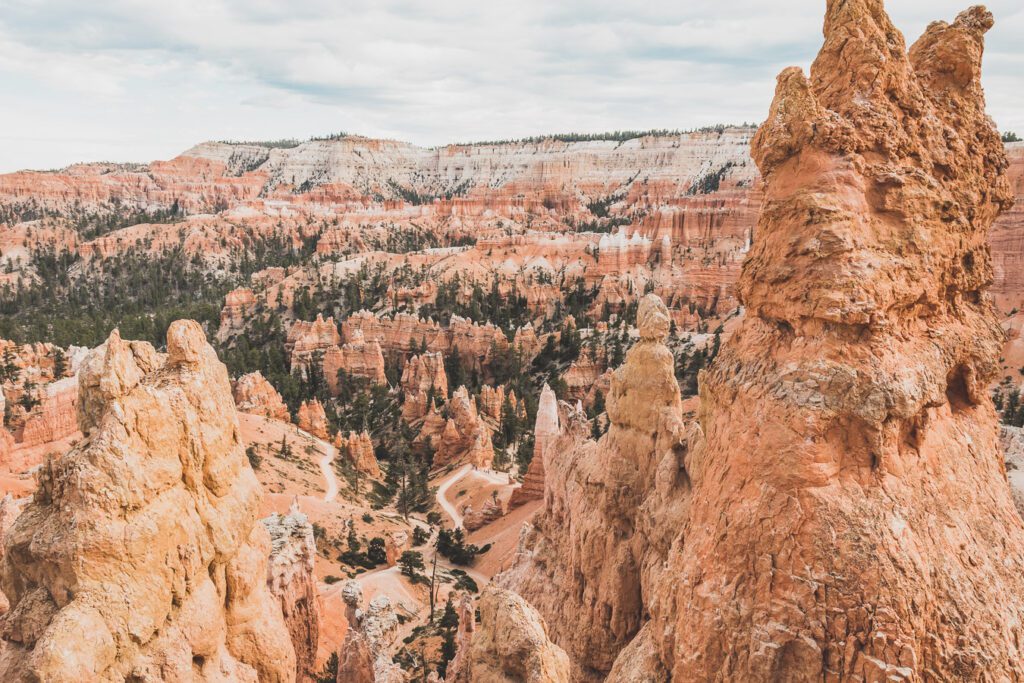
top-left (233, 371), bottom-right (289, 422)
top-left (336, 581), bottom-right (404, 683)
top-left (323, 333), bottom-right (387, 394)
top-left (400, 352), bottom-right (448, 421)
top-left (462, 497), bottom-right (504, 532)
top-left (501, 294), bottom-right (683, 679)
top-left (296, 398), bottom-right (329, 441)
top-left (420, 386), bottom-right (494, 470)
top-left (1001, 426), bottom-right (1024, 518)
top-left (0, 321), bottom-right (296, 682)
top-left (334, 430), bottom-right (381, 479)
top-left (445, 586), bottom-right (569, 683)
top-left (263, 499), bottom-right (320, 682)
top-left (218, 288), bottom-right (257, 342)
top-left (510, 4), bottom-right (1024, 681)
top-left (287, 314), bottom-right (341, 373)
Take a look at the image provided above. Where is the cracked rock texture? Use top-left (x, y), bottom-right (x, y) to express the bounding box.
top-left (445, 586), bottom-right (569, 683)
top-left (263, 499), bottom-right (320, 682)
top-left (504, 3), bottom-right (1024, 681)
top-left (0, 321), bottom-right (296, 682)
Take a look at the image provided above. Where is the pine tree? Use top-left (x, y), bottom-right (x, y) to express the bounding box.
top-left (52, 347), bottom-right (67, 378)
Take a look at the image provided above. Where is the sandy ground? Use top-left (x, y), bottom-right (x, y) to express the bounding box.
top-left (438, 465), bottom-right (513, 528)
top-left (468, 499), bottom-right (541, 578)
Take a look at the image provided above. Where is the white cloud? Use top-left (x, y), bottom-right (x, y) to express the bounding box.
top-left (0, 0), bottom-right (1021, 172)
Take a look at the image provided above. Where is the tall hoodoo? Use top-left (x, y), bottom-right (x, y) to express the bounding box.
top-left (501, 293), bottom-right (685, 679)
top-left (508, 383), bottom-right (560, 508)
top-left (263, 499), bottom-right (320, 682)
top-left (0, 321), bottom-right (296, 682)
top-left (650, 2), bottom-right (1024, 680)
top-left (504, 3), bottom-right (1024, 681)
top-left (445, 586), bottom-right (570, 683)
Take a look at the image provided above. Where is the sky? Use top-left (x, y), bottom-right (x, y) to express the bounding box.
top-left (1, 0), bottom-right (1022, 173)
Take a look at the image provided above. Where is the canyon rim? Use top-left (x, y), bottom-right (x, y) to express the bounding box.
top-left (0, 0), bottom-right (1023, 681)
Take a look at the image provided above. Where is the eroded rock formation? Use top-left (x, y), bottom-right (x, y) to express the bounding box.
top-left (462, 497), bottom-right (504, 532)
top-left (287, 314), bottom-right (341, 373)
top-left (336, 581), bottom-right (404, 683)
top-left (501, 294), bottom-right (683, 678)
top-left (233, 371), bottom-right (290, 422)
top-left (263, 499), bottom-right (320, 682)
top-left (0, 322), bottom-right (296, 681)
top-left (297, 398), bottom-right (329, 441)
top-left (400, 352), bottom-right (448, 421)
top-left (323, 332), bottom-right (387, 394)
top-left (421, 387), bottom-right (495, 469)
top-left (508, 384), bottom-right (561, 509)
top-left (507, 3), bottom-right (1024, 681)
top-left (334, 430), bottom-right (381, 479)
top-left (445, 586), bottom-right (569, 683)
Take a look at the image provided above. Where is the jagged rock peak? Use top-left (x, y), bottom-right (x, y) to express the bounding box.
top-left (636, 293), bottom-right (670, 341)
top-left (445, 586), bottom-right (569, 683)
top-left (0, 320), bottom-right (296, 682)
top-left (647, 2), bottom-right (1024, 680)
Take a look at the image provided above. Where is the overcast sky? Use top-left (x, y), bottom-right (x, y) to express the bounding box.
top-left (1, 0), bottom-right (1022, 173)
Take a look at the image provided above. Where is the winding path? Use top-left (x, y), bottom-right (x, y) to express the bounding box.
top-left (436, 464), bottom-right (473, 527)
top-left (315, 439), bottom-right (339, 503)
top-left (435, 464), bottom-right (511, 528)
top-left (290, 425), bottom-right (339, 503)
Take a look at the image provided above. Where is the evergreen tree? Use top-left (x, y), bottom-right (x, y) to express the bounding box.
top-left (52, 347), bottom-right (67, 378)
top-left (398, 550), bottom-right (425, 578)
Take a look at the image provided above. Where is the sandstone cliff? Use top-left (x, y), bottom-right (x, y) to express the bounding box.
top-left (0, 321), bottom-right (296, 681)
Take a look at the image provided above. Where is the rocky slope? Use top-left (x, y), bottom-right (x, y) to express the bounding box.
top-left (505, 2), bottom-right (1024, 680)
top-left (0, 321), bottom-right (296, 681)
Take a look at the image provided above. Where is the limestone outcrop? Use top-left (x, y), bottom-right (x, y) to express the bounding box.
top-left (508, 384), bottom-right (560, 509)
top-left (233, 371), bottom-right (289, 422)
top-left (0, 321), bottom-right (296, 681)
top-left (263, 500), bottom-right (320, 682)
top-left (445, 586), bottom-right (569, 683)
top-left (509, 3), bottom-right (1024, 681)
